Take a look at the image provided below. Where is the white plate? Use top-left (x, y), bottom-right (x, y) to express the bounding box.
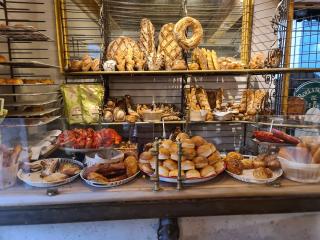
top-left (141, 163), bottom-right (226, 184)
top-left (225, 155), bottom-right (283, 184)
top-left (80, 170), bottom-right (140, 188)
top-left (17, 158), bottom-right (83, 188)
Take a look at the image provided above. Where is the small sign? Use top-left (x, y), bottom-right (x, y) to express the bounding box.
top-left (294, 81), bottom-right (320, 111)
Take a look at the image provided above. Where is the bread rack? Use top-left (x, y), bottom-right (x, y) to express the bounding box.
top-left (0, 0), bottom-right (61, 126)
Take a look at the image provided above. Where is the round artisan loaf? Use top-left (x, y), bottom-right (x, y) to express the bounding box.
top-left (174, 17), bottom-right (203, 50)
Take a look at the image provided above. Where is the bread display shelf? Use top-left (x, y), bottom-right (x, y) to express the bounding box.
top-left (4, 99), bottom-right (60, 107)
top-left (0, 115), bottom-right (60, 127)
top-left (8, 107), bottom-right (60, 117)
top-left (0, 61), bottom-right (59, 68)
top-left (99, 119), bottom-right (320, 129)
top-left (0, 28), bottom-right (51, 41)
top-left (0, 91), bottom-right (60, 96)
top-left (64, 68), bottom-right (320, 76)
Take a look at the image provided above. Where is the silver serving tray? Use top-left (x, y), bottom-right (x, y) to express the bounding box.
top-left (17, 158), bottom-right (83, 188)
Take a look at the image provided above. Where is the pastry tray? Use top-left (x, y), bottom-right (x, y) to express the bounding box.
top-left (7, 107), bottom-right (60, 117)
top-left (0, 91), bottom-right (60, 96)
top-left (0, 25), bottom-right (51, 41)
top-left (0, 61), bottom-right (59, 68)
top-left (5, 99), bottom-right (60, 107)
top-left (0, 115), bottom-right (61, 127)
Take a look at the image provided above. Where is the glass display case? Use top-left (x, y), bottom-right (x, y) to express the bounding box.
top-left (0, 0), bottom-right (320, 227)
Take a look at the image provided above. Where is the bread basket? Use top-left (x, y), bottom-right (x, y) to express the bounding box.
top-left (278, 156), bottom-right (320, 183)
top-left (190, 110), bottom-right (208, 122)
top-left (142, 110), bottom-right (163, 122)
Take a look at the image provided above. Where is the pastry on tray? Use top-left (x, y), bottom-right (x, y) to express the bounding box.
top-left (138, 135), bottom-right (225, 181)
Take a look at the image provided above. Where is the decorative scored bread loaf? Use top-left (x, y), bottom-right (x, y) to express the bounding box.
top-left (157, 23), bottom-right (183, 70)
top-left (139, 18), bottom-right (156, 60)
top-left (106, 36), bottom-right (145, 71)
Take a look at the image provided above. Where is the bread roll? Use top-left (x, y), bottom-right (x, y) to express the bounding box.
top-left (181, 160), bottom-right (195, 170)
top-left (197, 144), bottom-right (213, 158)
top-left (186, 169), bottom-right (201, 179)
top-left (82, 54), bottom-right (92, 71)
top-left (163, 159), bottom-right (178, 171)
top-left (159, 148), bottom-right (170, 160)
top-left (161, 139), bottom-right (173, 150)
top-left (208, 151), bottom-right (221, 165)
top-left (139, 151), bottom-right (153, 163)
top-left (159, 166), bottom-right (169, 177)
top-left (176, 132), bottom-right (190, 141)
top-left (200, 165), bottom-right (216, 177)
top-left (169, 169), bottom-right (185, 177)
top-left (182, 148), bottom-right (196, 160)
top-left (193, 156), bottom-right (208, 169)
top-left (191, 136), bottom-right (207, 147)
top-left (181, 139), bottom-right (195, 149)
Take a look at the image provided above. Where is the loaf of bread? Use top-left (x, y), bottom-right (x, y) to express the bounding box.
top-left (139, 18), bottom-right (156, 68)
top-left (157, 23), bottom-right (183, 70)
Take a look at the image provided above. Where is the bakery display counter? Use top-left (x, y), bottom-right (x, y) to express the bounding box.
top-left (1, 175), bottom-right (320, 225)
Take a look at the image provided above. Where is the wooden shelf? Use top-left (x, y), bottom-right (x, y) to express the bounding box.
top-left (64, 68), bottom-right (320, 77)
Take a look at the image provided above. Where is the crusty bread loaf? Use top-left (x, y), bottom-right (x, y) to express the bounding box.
top-left (157, 23), bottom-right (183, 70)
top-left (139, 18), bottom-right (156, 62)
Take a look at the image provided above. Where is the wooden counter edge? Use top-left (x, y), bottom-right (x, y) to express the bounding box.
top-left (1, 194), bottom-right (320, 225)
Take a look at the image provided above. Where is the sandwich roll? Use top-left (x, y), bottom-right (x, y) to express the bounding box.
top-left (170, 153), bottom-right (186, 161)
top-left (208, 151), bottom-right (221, 165)
top-left (193, 156), bottom-right (209, 169)
top-left (197, 144), bottom-right (213, 158)
top-left (158, 148), bottom-right (170, 160)
top-left (186, 169), bottom-right (201, 179)
top-left (169, 169), bottom-right (185, 177)
top-left (182, 148), bottom-right (196, 160)
top-left (191, 136), bottom-right (207, 147)
top-left (161, 139), bottom-right (173, 150)
top-left (200, 165), bottom-right (216, 177)
top-left (181, 139), bottom-right (195, 149)
top-left (163, 159), bottom-right (178, 171)
top-left (159, 166), bottom-right (169, 177)
top-left (176, 132), bottom-right (190, 141)
top-left (181, 160), bottom-right (195, 170)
